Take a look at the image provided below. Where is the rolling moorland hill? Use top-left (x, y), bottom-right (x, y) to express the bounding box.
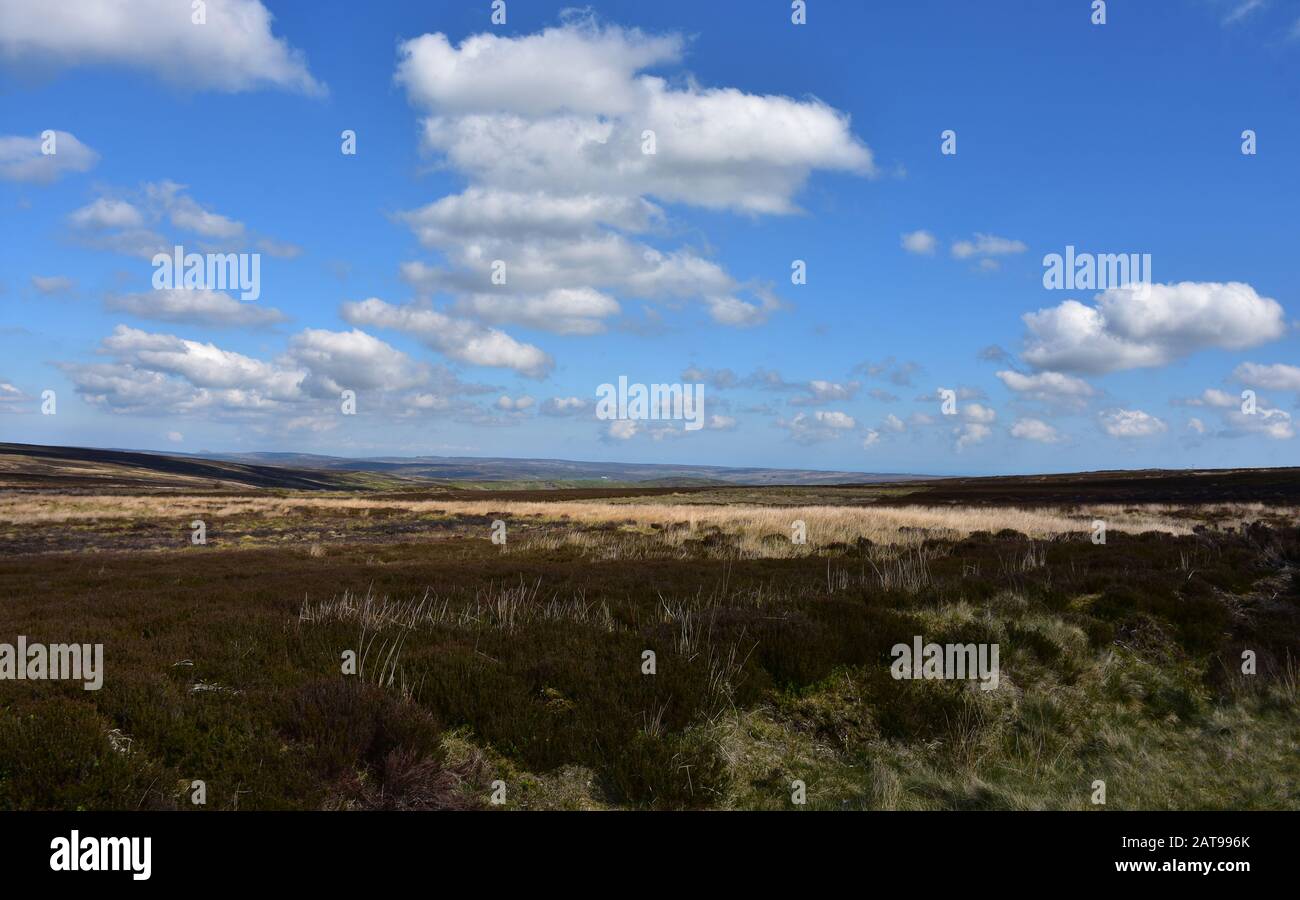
top-left (0, 443), bottom-right (1297, 506)
top-left (0, 443), bottom-right (928, 492)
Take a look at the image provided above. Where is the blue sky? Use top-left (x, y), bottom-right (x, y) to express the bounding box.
top-left (1, 0), bottom-right (1297, 475)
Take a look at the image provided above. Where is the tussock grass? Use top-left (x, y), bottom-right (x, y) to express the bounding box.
top-left (300, 582), bottom-right (619, 634)
top-left (8, 492), bottom-right (1276, 553)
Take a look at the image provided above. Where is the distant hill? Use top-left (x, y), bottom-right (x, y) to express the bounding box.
top-left (0, 443), bottom-right (932, 491)
top-left (3, 443), bottom-right (1297, 504)
top-left (0, 443), bottom-right (411, 492)
top-left (187, 450), bottom-right (932, 486)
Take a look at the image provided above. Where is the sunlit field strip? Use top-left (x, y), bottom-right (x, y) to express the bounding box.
top-left (4, 493), bottom-right (1295, 544)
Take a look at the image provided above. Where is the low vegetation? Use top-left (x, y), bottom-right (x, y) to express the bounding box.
top-left (0, 480), bottom-right (1297, 810)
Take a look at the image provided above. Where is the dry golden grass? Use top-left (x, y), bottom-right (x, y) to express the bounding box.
top-left (4, 491), bottom-right (1293, 554)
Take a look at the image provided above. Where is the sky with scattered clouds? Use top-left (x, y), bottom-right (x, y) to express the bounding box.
top-left (1, 0), bottom-right (1297, 475)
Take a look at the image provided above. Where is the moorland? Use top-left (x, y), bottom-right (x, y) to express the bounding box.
top-left (1, 444), bottom-right (1297, 811)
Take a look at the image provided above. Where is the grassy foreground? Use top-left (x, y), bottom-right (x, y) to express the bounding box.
top-left (0, 490), bottom-right (1297, 810)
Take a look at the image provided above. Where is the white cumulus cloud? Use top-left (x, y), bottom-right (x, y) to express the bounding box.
top-left (777, 410), bottom-right (856, 443)
top-left (0, 130), bottom-right (97, 183)
top-left (954, 423), bottom-right (992, 451)
top-left (951, 233), bottom-right (1027, 260)
top-left (1099, 408), bottom-right (1168, 438)
top-left (1233, 362), bottom-right (1300, 393)
top-left (0, 0), bottom-right (323, 95)
top-left (341, 298), bottom-right (553, 378)
top-left (387, 17), bottom-right (873, 361)
top-left (1010, 418), bottom-right (1061, 443)
top-left (107, 289), bottom-right (286, 328)
top-left (997, 369), bottom-right (1096, 402)
top-left (1023, 282), bottom-right (1286, 374)
top-left (900, 230), bottom-right (937, 255)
